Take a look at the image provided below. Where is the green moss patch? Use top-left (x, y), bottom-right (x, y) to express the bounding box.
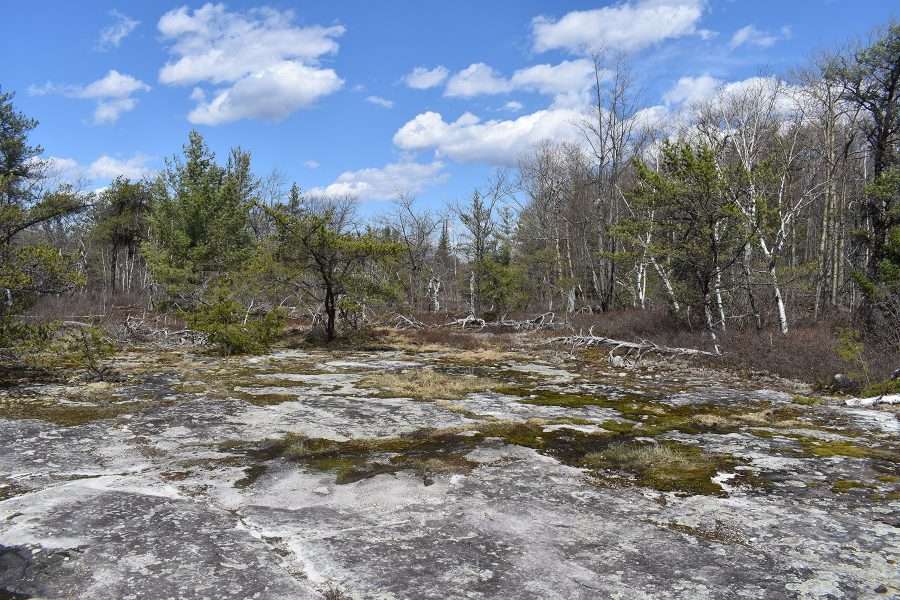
top-left (583, 441), bottom-right (734, 496)
top-left (226, 419), bottom-right (750, 496)
top-left (0, 397), bottom-right (145, 426)
top-left (792, 395), bottom-right (822, 406)
top-left (794, 438), bottom-right (899, 462)
top-left (831, 479), bottom-right (876, 493)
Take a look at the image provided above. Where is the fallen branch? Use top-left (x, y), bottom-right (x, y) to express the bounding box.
top-left (495, 312), bottom-right (568, 331)
top-left (546, 326), bottom-right (717, 359)
top-left (443, 314), bottom-right (486, 330)
top-left (119, 315), bottom-right (209, 346)
top-left (392, 314), bottom-right (426, 330)
top-left (844, 393), bottom-right (900, 408)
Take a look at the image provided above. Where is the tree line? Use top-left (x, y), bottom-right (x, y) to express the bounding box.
top-left (1, 23), bottom-right (897, 357)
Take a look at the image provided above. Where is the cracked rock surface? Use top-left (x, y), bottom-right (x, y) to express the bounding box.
top-left (1, 346), bottom-right (898, 599)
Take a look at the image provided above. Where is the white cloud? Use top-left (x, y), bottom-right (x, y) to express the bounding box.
top-left (511, 59), bottom-right (596, 97)
top-left (393, 109), bottom-right (585, 165)
top-left (532, 0), bottom-right (705, 55)
top-left (87, 154), bottom-right (154, 180)
top-left (42, 156), bottom-right (82, 182)
top-left (366, 95), bottom-right (394, 109)
top-left (304, 160), bottom-right (321, 169)
top-left (445, 63), bottom-right (512, 97)
top-left (187, 62), bottom-right (343, 125)
top-left (503, 101), bottom-right (524, 112)
top-left (93, 98), bottom-right (139, 125)
top-left (309, 161), bottom-right (447, 201)
top-left (444, 59), bottom-right (597, 107)
top-left (28, 70), bottom-right (149, 124)
top-left (79, 70), bottom-right (150, 99)
top-left (663, 74), bottom-right (722, 106)
top-left (98, 10), bottom-right (139, 50)
top-left (729, 25), bottom-right (783, 49)
top-left (158, 3), bottom-right (345, 124)
top-left (404, 66), bottom-right (449, 90)
top-left (36, 154), bottom-right (153, 185)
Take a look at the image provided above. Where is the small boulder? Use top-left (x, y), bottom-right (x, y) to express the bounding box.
top-left (609, 355), bottom-right (626, 368)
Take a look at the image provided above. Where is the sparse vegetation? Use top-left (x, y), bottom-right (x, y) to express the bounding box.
top-left (584, 442), bottom-right (727, 495)
top-left (358, 368), bottom-right (497, 400)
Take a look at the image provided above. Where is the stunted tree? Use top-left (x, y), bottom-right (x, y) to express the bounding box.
top-left (632, 143), bottom-right (747, 353)
top-left (269, 196), bottom-right (400, 341)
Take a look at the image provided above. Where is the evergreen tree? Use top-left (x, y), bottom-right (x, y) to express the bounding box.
top-left (0, 88), bottom-right (84, 349)
top-left (143, 131), bottom-right (255, 305)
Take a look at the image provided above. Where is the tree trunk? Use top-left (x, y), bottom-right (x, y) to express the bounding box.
top-left (769, 262), bottom-right (789, 335)
top-left (109, 243), bottom-right (119, 294)
top-left (650, 256), bottom-right (680, 314)
top-left (324, 285), bottom-right (336, 341)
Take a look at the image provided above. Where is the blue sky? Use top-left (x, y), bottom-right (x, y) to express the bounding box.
top-left (2, 1), bottom-right (896, 216)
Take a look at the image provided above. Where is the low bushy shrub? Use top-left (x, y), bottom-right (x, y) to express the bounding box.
top-left (187, 295), bottom-right (285, 355)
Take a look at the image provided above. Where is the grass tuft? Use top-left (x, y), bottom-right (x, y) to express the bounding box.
top-left (359, 368), bottom-right (496, 400)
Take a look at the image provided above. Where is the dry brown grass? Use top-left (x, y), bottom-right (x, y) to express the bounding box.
top-left (359, 368), bottom-right (497, 400)
top-left (449, 348), bottom-right (513, 364)
top-left (691, 413), bottom-right (730, 427)
top-left (567, 308), bottom-right (899, 386)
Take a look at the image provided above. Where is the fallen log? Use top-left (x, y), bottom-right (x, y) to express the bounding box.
top-left (546, 326), bottom-right (717, 360)
top-left (844, 393), bottom-right (900, 408)
top-left (442, 314), bottom-right (486, 330)
top-left (392, 314), bottom-right (426, 330)
top-left (495, 312), bottom-right (568, 331)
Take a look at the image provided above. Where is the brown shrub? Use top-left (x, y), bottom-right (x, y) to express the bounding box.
top-left (561, 308), bottom-right (898, 387)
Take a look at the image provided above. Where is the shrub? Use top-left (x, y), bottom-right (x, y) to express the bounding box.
top-left (187, 292), bottom-right (285, 355)
top-left (35, 325), bottom-right (117, 379)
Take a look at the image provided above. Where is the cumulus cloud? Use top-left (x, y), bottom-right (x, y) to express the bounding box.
top-left (393, 109), bottom-right (586, 165)
top-left (511, 60), bottom-right (597, 97)
top-left (663, 74), bottom-right (722, 106)
top-left (28, 70), bottom-right (150, 124)
top-left (366, 95), bottom-right (394, 108)
top-left (660, 74), bottom-right (800, 129)
top-left (403, 66), bottom-right (449, 89)
top-left (37, 154), bottom-right (153, 185)
top-left (503, 101), bottom-right (524, 112)
top-left (158, 3), bottom-right (345, 125)
top-left (532, 0), bottom-right (705, 55)
top-left (87, 154), bottom-right (154, 180)
top-left (187, 62), bottom-right (343, 125)
top-left (98, 10), bottom-right (139, 50)
top-left (308, 161), bottom-right (447, 201)
top-left (445, 63), bottom-right (512, 97)
top-left (729, 24), bottom-right (789, 49)
top-left (444, 59), bottom-right (598, 107)
top-left (79, 70), bottom-right (150, 99)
